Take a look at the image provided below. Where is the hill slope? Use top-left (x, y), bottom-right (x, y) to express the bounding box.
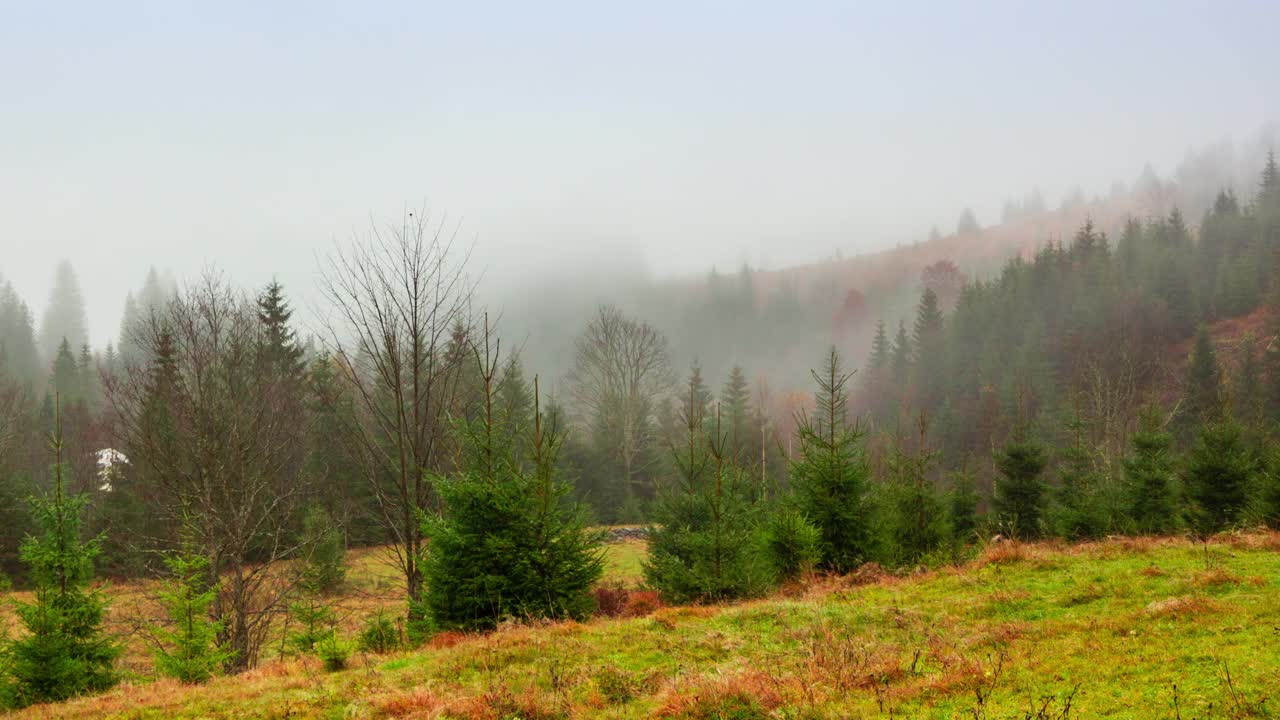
top-left (17, 532), bottom-right (1280, 719)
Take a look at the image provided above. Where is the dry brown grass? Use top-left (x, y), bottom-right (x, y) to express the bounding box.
top-left (1144, 595), bottom-right (1218, 619)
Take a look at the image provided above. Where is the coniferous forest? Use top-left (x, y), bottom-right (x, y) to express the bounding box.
top-left (1, 149), bottom-right (1279, 711)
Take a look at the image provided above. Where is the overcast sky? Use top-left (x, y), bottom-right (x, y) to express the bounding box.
top-left (3, 1), bottom-right (1278, 345)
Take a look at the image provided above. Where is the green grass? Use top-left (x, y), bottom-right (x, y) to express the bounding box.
top-left (16, 532), bottom-right (1280, 719)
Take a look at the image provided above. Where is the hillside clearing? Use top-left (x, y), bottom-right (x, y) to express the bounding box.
top-left (10, 531), bottom-right (1280, 719)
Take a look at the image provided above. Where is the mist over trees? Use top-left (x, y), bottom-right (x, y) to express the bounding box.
top-left (3, 144), bottom-right (1280, 706)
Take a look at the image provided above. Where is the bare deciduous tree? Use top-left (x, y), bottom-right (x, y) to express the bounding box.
top-left (317, 211), bottom-right (476, 619)
top-left (566, 305), bottom-right (674, 505)
top-left (107, 273), bottom-right (306, 671)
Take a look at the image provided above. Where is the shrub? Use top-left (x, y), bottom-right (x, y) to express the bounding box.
top-left (315, 631), bottom-right (351, 672)
top-left (592, 581), bottom-right (631, 618)
top-left (357, 611), bottom-right (401, 654)
top-left (760, 508), bottom-right (821, 581)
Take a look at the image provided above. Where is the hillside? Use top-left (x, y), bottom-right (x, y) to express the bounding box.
top-left (13, 532), bottom-right (1279, 719)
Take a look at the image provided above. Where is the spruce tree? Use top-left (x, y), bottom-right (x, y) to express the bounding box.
top-left (6, 404), bottom-right (117, 707)
top-left (719, 365), bottom-right (752, 466)
top-left (300, 505), bottom-right (346, 595)
top-left (912, 289), bottom-right (947, 410)
top-left (152, 548), bottom-right (231, 684)
top-left (1122, 406), bottom-right (1179, 535)
top-left (992, 431), bottom-right (1049, 539)
top-left (886, 414), bottom-right (947, 564)
top-left (1181, 325), bottom-right (1222, 436)
top-left (423, 349), bottom-right (604, 630)
top-left (38, 261), bottom-right (89, 362)
top-left (1052, 413), bottom-right (1106, 540)
top-left (890, 320), bottom-right (912, 387)
top-left (50, 340), bottom-right (81, 406)
top-left (948, 467), bottom-right (980, 544)
top-left (1183, 419), bottom-right (1255, 534)
top-left (256, 280), bottom-right (305, 379)
top-left (867, 320), bottom-right (889, 370)
top-left (789, 347), bottom-right (874, 571)
top-left (645, 399), bottom-right (768, 602)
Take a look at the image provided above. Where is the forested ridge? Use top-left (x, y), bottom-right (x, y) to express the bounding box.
top-left (0, 150), bottom-right (1278, 709)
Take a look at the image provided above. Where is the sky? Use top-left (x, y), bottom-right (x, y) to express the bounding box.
top-left (2, 1), bottom-right (1279, 346)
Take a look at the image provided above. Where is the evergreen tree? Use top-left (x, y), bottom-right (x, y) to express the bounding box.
top-left (992, 431), bottom-right (1049, 539)
top-left (1122, 406), bottom-right (1179, 535)
top-left (423, 362), bottom-right (604, 631)
top-left (299, 505), bottom-right (346, 595)
top-left (948, 467), bottom-right (980, 544)
top-left (1183, 419), bottom-right (1255, 534)
top-left (719, 365), bottom-right (752, 465)
top-left (789, 347), bottom-right (874, 571)
top-left (886, 415), bottom-right (947, 564)
top-left (1181, 325), bottom-right (1222, 435)
top-left (152, 548), bottom-right (231, 684)
top-left (868, 320), bottom-right (889, 370)
top-left (645, 399), bottom-right (768, 602)
top-left (496, 353), bottom-right (534, 464)
top-left (38, 261), bottom-right (89, 362)
top-left (49, 339), bottom-right (81, 406)
top-left (0, 279), bottom-right (41, 387)
top-left (1233, 334), bottom-right (1264, 426)
top-left (256, 280), bottom-right (305, 380)
top-left (912, 288), bottom-right (947, 410)
top-left (1051, 413), bottom-right (1106, 539)
top-left (890, 320), bottom-right (912, 386)
top-left (5, 406), bottom-right (117, 707)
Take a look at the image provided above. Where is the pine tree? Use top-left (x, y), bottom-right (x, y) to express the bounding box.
top-left (1122, 406), bottom-right (1179, 535)
top-left (299, 505), bottom-right (346, 595)
top-left (423, 354), bottom-right (604, 630)
top-left (38, 262), bottom-right (89, 362)
top-left (645, 399), bottom-right (768, 602)
top-left (256, 280), bottom-right (305, 379)
top-left (1183, 419), bottom-right (1255, 534)
top-left (682, 361), bottom-right (713, 431)
top-left (1233, 334), bottom-right (1264, 426)
top-left (1181, 325), bottom-right (1222, 435)
top-left (1052, 413), bottom-right (1106, 539)
top-left (49, 339), bottom-right (81, 406)
top-left (886, 414), bottom-right (947, 564)
top-left (890, 320), bottom-right (912, 386)
top-left (720, 365), bottom-right (752, 465)
top-left (152, 548), bottom-right (232, 684)
top-left (868, 320), bottom-right (889, 370)
top-left (948, 467), bottom-right (980, 544)
top-left (789, 347), bottom-right (874, 571)
top-left (496, 353), bottom-right (534, 464)
top-left (912, 288), bottom-right (946, 410)
top-left (992, 431), bottom-right (1049, 539)
top-left (6, 403), bottom-right (118, 707)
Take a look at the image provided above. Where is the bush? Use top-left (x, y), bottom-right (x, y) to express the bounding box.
top-left (760, 508), bottom-right (820, 581)
top-left (357, 611), bottom-right (401, 654)
top-left (592, 581), bottom-right (631, 618)
top-left (315, 631), bottom-right (351, 672)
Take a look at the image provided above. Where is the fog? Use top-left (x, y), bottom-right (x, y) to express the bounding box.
top-left (3, 1), bottom-right (1279, 349)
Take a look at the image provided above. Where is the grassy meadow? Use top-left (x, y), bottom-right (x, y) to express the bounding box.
top-left (5, 531), bottom-right (1279, 719)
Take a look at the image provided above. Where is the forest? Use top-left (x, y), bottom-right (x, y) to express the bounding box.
top-left (0, 151), bottom-right (1278, 713)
